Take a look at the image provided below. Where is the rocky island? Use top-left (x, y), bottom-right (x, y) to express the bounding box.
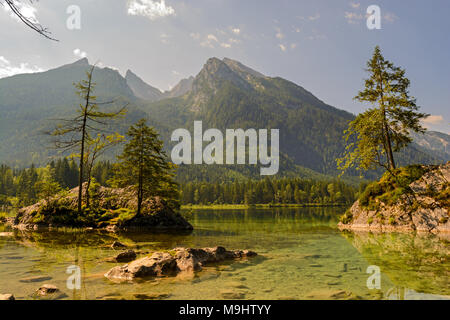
top-left (6, 185), bottom-right (193, 232)
top-left (105, 246), bottom-right (257, 281)
top-left (339, 162), bottom-right (449, 233)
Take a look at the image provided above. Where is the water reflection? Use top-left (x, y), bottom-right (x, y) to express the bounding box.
top-left (0, 207), bottom-right (448, 300)
top-left (341, 230), bottom-right (450, 297)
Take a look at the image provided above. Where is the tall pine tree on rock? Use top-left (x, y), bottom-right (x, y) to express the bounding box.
top-left (338, 46), bottom-right (428, 175)
top-left (114, 119), bottom-right (179, 215)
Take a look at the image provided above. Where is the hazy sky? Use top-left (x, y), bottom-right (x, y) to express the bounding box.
top-left (0, 0), bottom-right (448, 133)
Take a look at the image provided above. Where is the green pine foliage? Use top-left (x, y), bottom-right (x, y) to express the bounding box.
top-left (180, 178), bottom-right (358, 206)
top-left (338, 46), bottom-right (428, 175)
top-left (111, 119), bottom-right (180, 213)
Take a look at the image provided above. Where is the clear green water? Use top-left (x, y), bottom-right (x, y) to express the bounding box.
top-left (0, 207), bottom-right (448, 300)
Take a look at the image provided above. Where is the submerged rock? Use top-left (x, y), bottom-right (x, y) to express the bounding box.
top-left (19, 276), bottom-right (52, 283)
top-left (33, 284), bottom-right (67, 300)
top-left (111, 241), bottom-right (127, 249)
top-left (107, 250), bottom-right (137, 263)
top-left (35, 284), bottom-right (59, 296)
top-left (0, 294), bottom-right (15, 300)
top-left (104, 246), bottom-right (257, 281)
top-left (133, 293), bottom-right (171, 300)
top-left (339, 163), bottom-right (450, 233)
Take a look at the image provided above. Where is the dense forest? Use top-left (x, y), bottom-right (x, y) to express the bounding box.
top-left (0, 159), bottom-right (113, 207)
top-left (0, 158), bottom-right (359, 209)
top-left (180, 178), bottom-right (358, 206)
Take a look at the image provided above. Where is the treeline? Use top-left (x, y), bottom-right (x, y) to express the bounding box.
top-left (0, 159), bottom-right (113, 207)
top-left (180, 178), bottom-right (358, 206)
top-left (1, 160), bottom-right (359, 208)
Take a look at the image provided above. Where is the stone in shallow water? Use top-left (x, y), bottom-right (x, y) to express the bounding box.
top-left (106, 250), bottom-right (137, 263)
top-left (309, 264), bottom-right (322, 268)
top-left (220, 290), bottom-right (246, 299)
top-left (19, 276), bottom-right (52, 283)
top-left (36, 284), bottom-right (59, 296)
top-left (0, 294), bottom-right (15, 300)
top-left (111, 241), bottom-right (127, 249)
top-left (307, 289), bottom-right (360, 300)
top-left (104, 246), bottom-right (258, 281)
top-left (133, 293), bottom-right (171, 300)
top-left (34, 284), bottom-right (68, 300)
top-left (226, 281), bottom-right (249, 289)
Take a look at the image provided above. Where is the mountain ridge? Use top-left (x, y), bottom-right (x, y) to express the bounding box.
top-left (0, 57), bottom-right (445, 181)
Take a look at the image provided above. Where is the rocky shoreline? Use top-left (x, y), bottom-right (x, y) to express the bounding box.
top-left (1, 246), bottom-right (258, 300)
top-left (339, 163), bottom-right (449, 234)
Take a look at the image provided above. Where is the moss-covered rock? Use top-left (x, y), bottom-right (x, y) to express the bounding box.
top-left (339, 162), bottom-right (450, 233)
top-left (10, 185), bottom-right (193, 231)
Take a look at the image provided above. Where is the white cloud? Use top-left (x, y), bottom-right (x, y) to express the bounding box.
top-left (160, 33), bottom-right (170, 44)
top-left (193, 28), bottom-right (243, 49)
top-left (0, 56), bottom-right (43, 79)
top-left (344, 11), bottom-right (364, 24)
top-left (279, 44), bottom-right (287, 52)
top-left (423, 115), bottom-right (444, 125)
top-left (383, 12), bottom-right (398, 23)
top-left (73, 48), bottom-right (87, 59)
top-left (127, 0), bottom-right (175, 20)
top-left (275, 27), bottom-right (285, 40)
top-left (2, 1), bottom-right (39, 24)
top-left (308, 14), bottom-right (320, 21)
top-left (190, 32), bottom-right (201, 40)
top-left (207, 34), bottom-right (218, 42)
top-left (231, 28), bottom-right (240, 35)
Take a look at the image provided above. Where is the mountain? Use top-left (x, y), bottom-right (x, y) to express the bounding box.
top-left (164, 76), bottom-right (194, 98)
top-left (0, 57), bottom-right (444, 181)
top-left (412, 131), bottom-right (450, 161)
top-left (0, 58), bottom-right (148, 166)
top-left (143, 57), bottom-right (438, 176)
top-left (125, 70), bottom-right (194, 101)
top-left (125, 70), bottom-right (163, 102)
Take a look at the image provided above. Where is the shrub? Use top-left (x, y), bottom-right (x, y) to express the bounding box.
top-left (388, 216), bottom-right (395, 225)
top-left (340, 209), bottom-right (353, 224)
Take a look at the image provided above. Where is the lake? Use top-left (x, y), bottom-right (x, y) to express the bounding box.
top-left (0, 207), bottom-right (448, 300)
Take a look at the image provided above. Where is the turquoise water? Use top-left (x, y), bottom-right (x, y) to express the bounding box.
top-left (0, 207), bottom-right (448, 300)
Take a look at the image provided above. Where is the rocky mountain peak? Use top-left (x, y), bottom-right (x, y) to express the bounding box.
top-left (72, 57), bottom-right (90, 66)
top-left (124, 69), bottom-right (163, 102)
top-left (222, 57), bottom-right (265, 79)
top-left (192, 57), bottom-right (252, 94)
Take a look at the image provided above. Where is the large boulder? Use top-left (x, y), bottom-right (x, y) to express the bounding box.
top-left (105, 246), bottom-right (257, 281)
top-left (339, 163), bottom-right (450, 233)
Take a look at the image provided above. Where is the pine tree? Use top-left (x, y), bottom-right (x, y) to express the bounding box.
top-left (35, 166), bottom-right (61, 204)
top-left (114, 119), bottom-right (179, 215)
top-left (338, 46), bottom-right (428, 175)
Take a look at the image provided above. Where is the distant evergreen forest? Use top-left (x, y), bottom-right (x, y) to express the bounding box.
top-left (180, 179), bottom-right (358, 206)
top-left (0, 158), bottom-right (359, 208)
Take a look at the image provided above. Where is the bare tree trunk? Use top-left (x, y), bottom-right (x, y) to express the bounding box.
top-left (78, 117), bottom-right (87, 213)
top-left (77, 69), bottom-right (94, 214)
